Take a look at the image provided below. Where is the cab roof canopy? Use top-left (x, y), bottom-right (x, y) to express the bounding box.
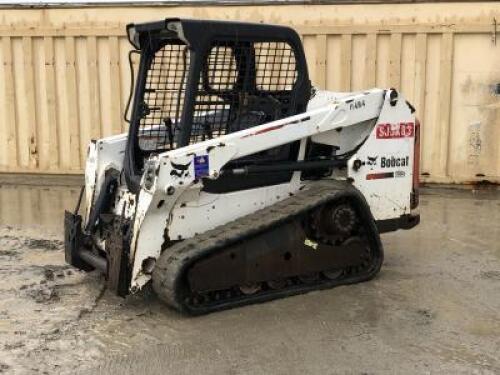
top-left (126, 18), bottom-right (303, 51)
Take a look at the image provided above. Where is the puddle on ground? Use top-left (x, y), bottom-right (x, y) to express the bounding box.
top-left (0, 184), bottom-right (82, 231)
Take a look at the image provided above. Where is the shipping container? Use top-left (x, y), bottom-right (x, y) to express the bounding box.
top-left (0, 1), bottom-right (499, 184)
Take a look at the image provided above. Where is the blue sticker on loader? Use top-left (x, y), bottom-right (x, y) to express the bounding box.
top-left (194, 155), bottom-right (209, 179)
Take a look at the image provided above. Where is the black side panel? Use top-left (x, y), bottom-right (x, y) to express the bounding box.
top-left (202, 140), bottom-right (300, 193)
top-left (202, 171), bottom-right (294, 194)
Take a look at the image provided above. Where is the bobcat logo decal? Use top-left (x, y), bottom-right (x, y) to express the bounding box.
top-left (367, 156), bottom-right (378, 166)
top-left (170, 161), bottom-right (191, 178)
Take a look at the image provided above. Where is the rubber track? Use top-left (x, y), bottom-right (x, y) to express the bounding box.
top-left (152, 180), bottom-right (383, 314)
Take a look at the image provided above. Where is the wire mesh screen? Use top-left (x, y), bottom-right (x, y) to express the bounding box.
top-left (138, 42), bottom-right (189, 152)
top-left (190, 40), bottom-right (298, 145)
top-left (255, 42), bottom-right (297, 91)
top-left (137, 39), bottom-right (299, 151)
top-left (206, 45), bottom-right (238, 91)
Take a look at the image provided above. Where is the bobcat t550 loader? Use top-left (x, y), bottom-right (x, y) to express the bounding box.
top-left (65, 19), bottom-right (420, 314)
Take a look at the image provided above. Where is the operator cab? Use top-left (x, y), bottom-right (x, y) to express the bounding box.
top-left (124, 18), bottom-right (311, 193)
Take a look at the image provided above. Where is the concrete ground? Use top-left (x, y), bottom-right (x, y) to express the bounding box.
top-left (0, 182), bottom-right (499, 374)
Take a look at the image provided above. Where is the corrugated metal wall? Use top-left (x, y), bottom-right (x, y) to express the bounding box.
top-left (0, 2), bottom-right (499, 184)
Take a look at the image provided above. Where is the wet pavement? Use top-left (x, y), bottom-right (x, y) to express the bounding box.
top-left (0, 182), bottom-right (499, 374)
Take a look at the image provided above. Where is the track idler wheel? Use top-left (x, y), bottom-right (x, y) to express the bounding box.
top-left (328, 203), bottom-right (357, 235)
top-left (322, 269), bottom-right (343, 280)
top-left (310, 202), bottom-right (358, 242)
top-left (239, 283), bottom-right (262, 295)
top-left (298, 272), bottom-right (320, 284)
top-left (267, 279), bottom-right (287, 290)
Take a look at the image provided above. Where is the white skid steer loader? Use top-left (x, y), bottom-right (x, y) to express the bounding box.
top-left (65, 18), bottom-right (420, 314)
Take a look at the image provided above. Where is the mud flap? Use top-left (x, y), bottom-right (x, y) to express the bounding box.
top-left (376, 213), bottom-right (420, 233)
top-left (64, 211), bottom-right (94, 272)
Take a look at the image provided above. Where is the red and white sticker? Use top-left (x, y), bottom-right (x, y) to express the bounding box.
top-left (376, 122), bottom-right (414, 139)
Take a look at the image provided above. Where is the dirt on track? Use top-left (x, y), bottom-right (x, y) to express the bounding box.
top-left (0, 185), bottom-right (499, 374)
